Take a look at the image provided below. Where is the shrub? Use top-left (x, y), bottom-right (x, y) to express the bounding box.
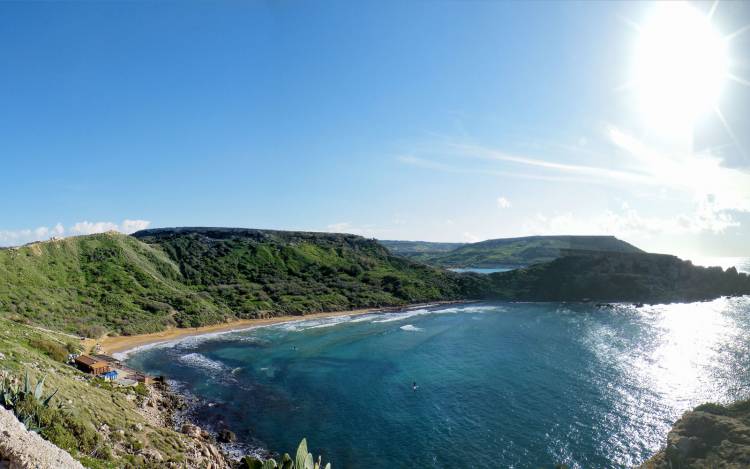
top-left (28, 338), bottom-right (68, 362)
top-left (133, 383), bottom-right (149, 397)
top-left (1, 371), bottom-right (60, 433)
top-left (78, 324), bottom-right (108, 339)
top-left (694, 402), bottom-right (728, 415)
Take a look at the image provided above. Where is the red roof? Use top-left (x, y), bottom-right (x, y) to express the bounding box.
top-left (75, 355), bottom-right (106, 367)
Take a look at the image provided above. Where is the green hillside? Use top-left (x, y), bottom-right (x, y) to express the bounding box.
top-left (382, 235), bottom-right (643, 267)
top-left (0, 317), bottom-right (213, 468)
top-left (378, 240), bottom-right (466, 263)
top-left (132, 228), bottom-right (473, 320)
top-left (0, 232), bottom-right (217, 336)
top-left (0, 229), bottom-right (475, 336)
top-left (0, 229), bottom-right (746, 339)
top-left (484, 250), bottom-right (750, 303)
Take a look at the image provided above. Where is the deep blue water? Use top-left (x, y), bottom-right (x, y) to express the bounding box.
top-left (125, 258), bottom-right (750, 468)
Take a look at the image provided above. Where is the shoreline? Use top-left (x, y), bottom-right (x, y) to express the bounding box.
top-left (99, 301), bottom-right (465, 356)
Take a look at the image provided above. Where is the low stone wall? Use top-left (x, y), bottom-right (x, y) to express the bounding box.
top-left (0, 406), bottom-right (83, 469)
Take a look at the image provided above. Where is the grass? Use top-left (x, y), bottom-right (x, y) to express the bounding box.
top-left (0, 230), bottom-right (476, 336)
top-left (0, 317), bottom-right (211, 468)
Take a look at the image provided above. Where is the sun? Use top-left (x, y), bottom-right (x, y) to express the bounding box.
top-left (631, 2), bottom-right (728, 138)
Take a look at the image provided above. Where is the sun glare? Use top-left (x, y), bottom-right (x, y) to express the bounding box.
top-left (632, 2), bottom-right (728, 138)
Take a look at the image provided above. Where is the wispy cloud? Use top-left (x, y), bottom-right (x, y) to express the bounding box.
top-left (401, 129), bottom-right (750, 218)
top-left (496, 197), bottom-right (512, 209)
top-left (398, 155), bottom-right (597, 184)
top-left (524, 199), bottom-right (739, 240)
top-left (448, 142), bottom-right (657, 185)
top-left (0, 219), bottom-right (152, 247)
top-left (325, 221), bottom-right (385, 238)
top-left (70, 221), bottom-right (120, 235)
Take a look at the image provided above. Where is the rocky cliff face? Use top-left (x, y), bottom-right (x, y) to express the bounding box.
top-left (642, 401), bottom-right (750, 468)
top-left (0, 406), bottom-right (83, 469)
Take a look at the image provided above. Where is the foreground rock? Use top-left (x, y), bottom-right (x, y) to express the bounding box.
top-left (642, 400), bottom-right (750, 468)
top-left (140, 382), bottom-right (231, 468)
top-left (0, 406), bottom-right (84, 469)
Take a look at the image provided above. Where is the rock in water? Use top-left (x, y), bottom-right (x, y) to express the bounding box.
top-left (218, 429), bottom-right (237, 443)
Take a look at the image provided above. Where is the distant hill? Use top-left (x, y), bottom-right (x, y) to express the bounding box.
top-left (378, 240), bottom-right (466, 263)
top-left (380, 235), bottom-right (643, 267)
top-left (484, 250), bottom-right (750, 303)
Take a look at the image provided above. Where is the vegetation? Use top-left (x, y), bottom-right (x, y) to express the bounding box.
top-left (483, 250), bottom-right (750, 303)
top-left (0, 230), bottom-right (474, 336)
top-left (133, 228), bottom-right (473, 325)
top-left (379, 240), bottom-right (465, 262)
top-left (240, 438), bottom-right (330, 469)
top-left (381, 235), bottom-right (643, 267)
top-left (1, 370), bottom-right (60, 432)
top-left (0, 228), bottom-right (748, 469)
top-left (0, 317), bottom-right (219, 467)
top-left (1, 229), bottom-right (747, 338)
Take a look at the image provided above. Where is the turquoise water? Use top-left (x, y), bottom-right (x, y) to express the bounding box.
top-left (127, 292), bottom-right (750, 468)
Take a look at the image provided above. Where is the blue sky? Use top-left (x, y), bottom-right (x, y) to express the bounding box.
top-left (1, 1), bottom-right (749, 256)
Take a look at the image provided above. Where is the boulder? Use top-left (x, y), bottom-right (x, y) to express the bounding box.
top-left (217, 429), bottom-right (236, 443)
top-left (181, 423), bottom-right (203, 439)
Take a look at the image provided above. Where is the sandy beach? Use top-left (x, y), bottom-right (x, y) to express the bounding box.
top-left (99, 302), bottom-right (457, 355)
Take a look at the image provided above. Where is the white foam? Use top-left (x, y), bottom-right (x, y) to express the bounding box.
top-left (372, 308), bottom-right (431, 323)
top-left (119, 304), bottom-right (499, 360)
top-left (400, 324), bottom-right (423, 332)
top-left (113, 323), bottom-right (277, 359)
top-left (372, 304), bottom-right (498, 324)
top-left (274, 313), bottom-right (380, 332)
top-left (178, 352), bottom-right (227, 372)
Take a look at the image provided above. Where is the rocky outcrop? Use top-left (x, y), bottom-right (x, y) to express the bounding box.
top-left (0, 406), bottom-right (84, 469)
top-left (642, 401), bottom-right (750, 468)
top-left (486, 251), bottom-right (750, 303)
top-left (140, 383), bottom-right (230, 469)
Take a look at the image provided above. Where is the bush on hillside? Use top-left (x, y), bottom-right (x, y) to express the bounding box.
top-left (28, 338), bottom-right (68, 362)
top-left (78, 324), bottom-right (107, 339)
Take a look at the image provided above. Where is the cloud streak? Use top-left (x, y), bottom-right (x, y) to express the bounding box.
top-left (0, 219), bottom-right (152, 247)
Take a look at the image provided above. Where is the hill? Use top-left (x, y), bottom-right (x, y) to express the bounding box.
top-left (0, 228), bottom-right (746, 338)
top-left (0, 229), bottom-right (475, 336)
top-left (484, 250), bottom-right (750, 303)
top-left (378, 240), bottom-right (466, 263)
top-left (132, 227), bottom-right (476, 320)
top-left (380, 235), bottom-right (643, 267)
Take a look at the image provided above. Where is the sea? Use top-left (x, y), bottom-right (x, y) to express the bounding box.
top-left (125, 257), bottom-right (750, 468)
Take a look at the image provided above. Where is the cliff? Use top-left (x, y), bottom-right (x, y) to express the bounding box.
top-left (642, 400), bottom-right (750, 468)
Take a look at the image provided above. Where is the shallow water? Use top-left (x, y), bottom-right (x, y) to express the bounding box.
top-left (127, 259), bottom-right (750, 468)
